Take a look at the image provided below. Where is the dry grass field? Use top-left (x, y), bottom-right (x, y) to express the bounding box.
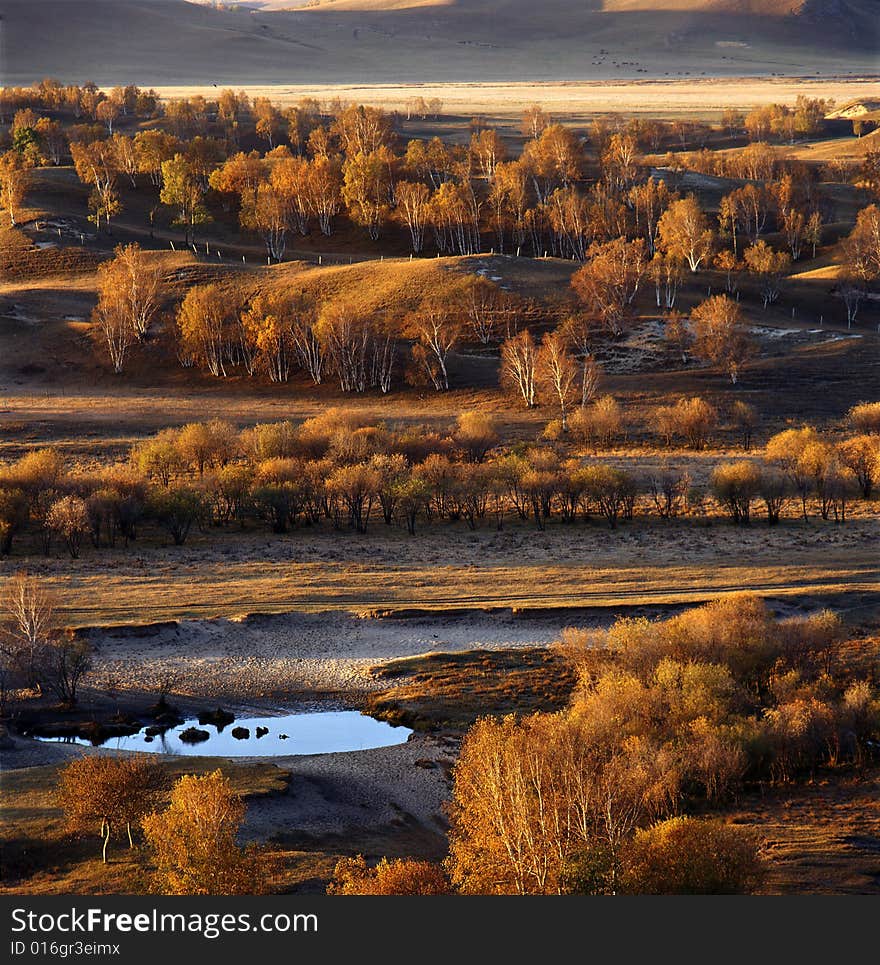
top-left (152, 79), bottom-right (880, 122)
top-left (12, 523), bottom-right (879, 626)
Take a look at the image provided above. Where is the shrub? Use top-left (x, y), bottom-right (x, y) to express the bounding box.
top-left (454, 411), bottom-right (499, 463)
top-left (711, 461), bottom-right (762, 523)
top-left (569, 396), bottom-right (624, 449)
top-left (328, 856), bottom-right (450, 895)
top-left (148, 486), bottom-right (207, 545)
top-left (620, 817), bottom-right (763, 894)
top-left (848, 402), bottom-right (880, 435)
top-left (47, 495), bottom-right (90, 558)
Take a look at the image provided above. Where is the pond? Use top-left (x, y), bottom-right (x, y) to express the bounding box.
top-left (33, 711), bottom-right (412, 757)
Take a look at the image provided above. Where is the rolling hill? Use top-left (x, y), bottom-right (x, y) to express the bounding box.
top-left (1, 0), bottom-right (877, 87)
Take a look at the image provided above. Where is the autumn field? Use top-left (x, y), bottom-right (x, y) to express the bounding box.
top-left (1, 61), bottom-right (880, 903)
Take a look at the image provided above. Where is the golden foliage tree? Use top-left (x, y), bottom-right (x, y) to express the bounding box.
top-left (176, 284), bottom-right (233, 377)
top-left (142, 769), bottom-right (266, 895)
top-left (571, 238), bottom-right (646, 336)
top-left (404, 300), bottom-right (463, 391)
top-left (59, 755), bottom-right (167, 862)
top-left (0, 150), bottom-right (32, 226)
top-left (92, 243), bottom-right (163, 373)
top-left (657, 195), bottom-right (714, 272)
top-left (690, 295), bottom-right (753, 384)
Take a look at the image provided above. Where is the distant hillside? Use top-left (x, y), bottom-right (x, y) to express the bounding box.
top-left (2, 0), bottom-right (877, 87)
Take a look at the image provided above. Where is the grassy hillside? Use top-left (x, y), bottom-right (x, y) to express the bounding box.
top-left (3, 0), bottom-right (877, 86)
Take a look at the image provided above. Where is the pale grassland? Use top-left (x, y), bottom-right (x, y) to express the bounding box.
top-left (153, 79), bottom-right (880, 120)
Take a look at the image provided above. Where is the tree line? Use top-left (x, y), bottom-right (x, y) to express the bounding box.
top-left (0, 404), bottom-right (877, 558)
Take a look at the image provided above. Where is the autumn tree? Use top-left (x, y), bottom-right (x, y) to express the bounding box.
top-left (461, 275), bottom-right (510, 345)
top-left (0, 150), bottom-right (32, 226)
top-left (176, 284), bottom-right (234, 377)
top-left (848, 402), bottom-right (880, 435)
top-left (240, 291), bottom-right (295, 382)
top-left (805, 210), bottom-right (823, 259)
top-left (149, 486), bottom-right (207, 545)
top-left (744, 241), bottom-right (791, 308)
top-left (536, 330), bottom-right (580, 430)
top-left (160, 154), bottom-right (210, 245)
top-left (209, 150), bottom-right (264, 211)
top-left (306, 155), bottom-right (343, 236)
top-left (96, 98), bottom-right (120, 134)
top-left (571, 238), bottom-right (647, 336)
top-left (714, 249), bottom-right (741, 294)
top-left (721, 184), bottom-right (774, 249)
top-left (691, 295), bottom-right (754, 384)
top-left (454, 411), bottom-right (499, 463)
top-left (765, 426), bottom-right (821, 519)
top-left (133, 429), bottom-right (186, 486)
top-left (656, 396), bottom-right (717, 449)
top-left (471, 128), bottom-right (507, 178)
top-left (176, 420), bottom-right (238, 476)
top-left (522, 124), bottom-right (584, 202)
top-left (711, 461), bottom-right (762, 523)
top-left (842, 204), bottom-right (880, 284)
top-left (629, 177), bottom-right (675, 256)
top-left (70, 139), bottom-right (121, 232)
top-left (569, 395), bottom-right (624, 451)
top-left (253, 97), bottom-right (283, 148)
top-left (521, 104), bottom-right (551, 140)
top-left (142, 770), bottom-right (266, 895)
top-left (657, 195), bottom-right (714, 272)
top-left (447, 711), bottom-right (675, 894)
top-left (36, 117), bottom-right (68, 166)
top-left (342, 148), bottom-right (394, 240)
top-left (134, 129), bottom-right (180, 187)
top-left (395, 179), bottom-right (431, 252)
top-left (47, 496), bottom-right (89, 558)
top-left (59, 756), bottom-right (166, 862)
top-left (649, 253), bottom-right (684, 310)
top-left (838, 435), bottom-right (879, 498)
top-left (488, 160), bottom-right (530, 254)
top-left (314, 302), bottom-right (392, 393)
top-left (92, 244), bottom-right (163, 372)
top-left (327, 463), bottom-right (380, 533)
top-left (404, 299), bottom-right (463, 391)
top-left (332, 104), bottom-right (396, 155)
top-left (601, 133), bottom-right (640, 194)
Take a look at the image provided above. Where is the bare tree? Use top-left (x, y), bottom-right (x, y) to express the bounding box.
top-left (2, 572), bottom-right (55, 692)
top-left (501, 329), bottom-right (538, 408)
top-left (537, 331), bottom-right (580, 430)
